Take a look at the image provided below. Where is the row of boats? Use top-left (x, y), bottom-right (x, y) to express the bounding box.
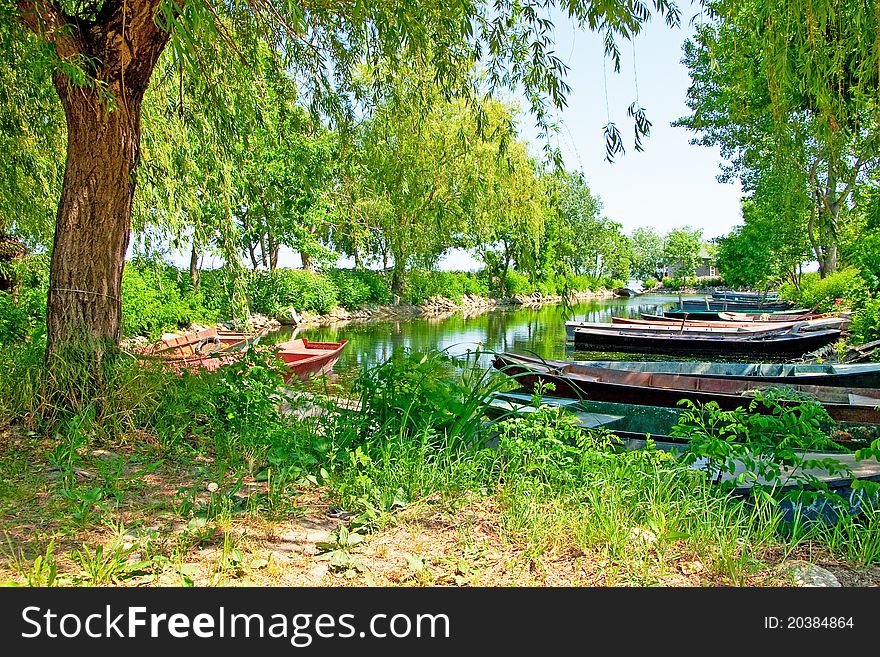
top-left (566, 306), bottom-right (845, 357)
top-left (132, 326), bottom-right (348, 381)
top-left (493, 293), bottom-right (879, 455)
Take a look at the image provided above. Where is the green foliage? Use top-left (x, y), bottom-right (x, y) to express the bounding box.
top-left (346, 349), bottom-right (498, 449)
top-left (247, 268), bottom-right (339, 315)
top-left (717, 197), bottom-right (811, 289)
top-left (403, 269), bottom-right (489, 304)
top-left (495, 406), bottom-right (619, 492)
top-left (671, 394), bottom-right (846, 494)
top-left (663, 227), bottom-right (703, 278)
top-left (502, 270), bottom-right (533, 296)
top-left (780, 269), bottom-right (867, 312)
top-left (73, 536), bottom-right (151, 585)
top-left (327, 269), bottom-right (391, 308)
top-left (677, 1), bottom-right (880, 277)
top-left (630, 227), bottom-right (665, 282)
top-left (122, 264), bottom-right (218, 338)
top-left (0, 292), bottom-right (29, 345)
top-left (4, 539), bottom-right (58, 587)
top-left (851, 299), bottom-right (880, 344)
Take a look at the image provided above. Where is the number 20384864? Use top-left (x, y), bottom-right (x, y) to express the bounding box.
top-left (764, 617), bottom-right (854, 629)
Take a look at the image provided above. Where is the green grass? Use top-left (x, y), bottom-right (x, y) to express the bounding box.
top-left (1, 346), bottom-right (878, 587)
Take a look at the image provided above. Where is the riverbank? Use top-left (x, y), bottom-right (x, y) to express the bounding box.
top-left (215, 288), bottom-right (618, 334)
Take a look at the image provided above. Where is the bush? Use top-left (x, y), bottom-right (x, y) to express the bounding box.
top-left (502, 270), bottom-right (534, 296)
top-left (327, 269), bottom-right (391, 308)
top-left (247, 268), bottom-right (339, 315)
top-left (0, 292), bottom-right (30, 345)
top-left (851, 298), bottom-right (880, 344)
top-left (780, 268), bottom-right (867, 312)
top-left (643, 278), bottom-right (659, 289)
top-left (403, 269), bottom-right (488, 304)
top-left (121, 265), bottom-right (217, 338)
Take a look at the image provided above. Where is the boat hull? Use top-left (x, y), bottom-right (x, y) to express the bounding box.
top-left (571, 327), bottom-right (839, 357)
top-left (276, 339), bottom-right (348, 382)
top-left (549, 359), bottom-right (880, 388)
top-left (492, 353), bottom-right (880, 424)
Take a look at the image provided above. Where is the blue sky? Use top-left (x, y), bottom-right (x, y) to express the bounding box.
top-left (189, 4), bottom-right (745, 271)
top-left (435, 5), bottom-right (743, 271)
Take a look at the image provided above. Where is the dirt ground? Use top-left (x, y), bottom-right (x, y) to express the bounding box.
top-left (1, 439), bottom-right (878, 588)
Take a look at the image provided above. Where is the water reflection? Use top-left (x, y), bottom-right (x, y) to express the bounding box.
top-left (268, 293), bottom-right (695, 380)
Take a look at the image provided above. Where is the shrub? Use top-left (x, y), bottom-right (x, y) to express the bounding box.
top-left (851, 298), bottom-right (880, 344)
top-left (0, 292), bottom-right (29, 345)
top-left (700, 276), bottom-right (726, 288)
top-left (643, 277), bottom-right (659, 289)
top-left (328, 269), bottom-right (392, 308)
top-left (502, 270), bottom-right (533, 296)
top-left (403, 269), bottom-right (488, 304)
top-left (247, 268), bottom-right (338, 315)
top-left (780, 268), bottom-right (867, 312)
top-left (121, 265), bottom-right (217, 338)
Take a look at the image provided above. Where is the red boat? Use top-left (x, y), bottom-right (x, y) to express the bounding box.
top-left (275, 339), bottom-right (348, 382)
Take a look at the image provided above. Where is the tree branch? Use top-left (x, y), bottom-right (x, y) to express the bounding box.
top-left (16, 0), bottom-right (84, 58)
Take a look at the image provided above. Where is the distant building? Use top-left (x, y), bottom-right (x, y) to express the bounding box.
top-left (664, 244), bottom-right (718, 279)
top-left (695, 245), bottom-right (718, 278)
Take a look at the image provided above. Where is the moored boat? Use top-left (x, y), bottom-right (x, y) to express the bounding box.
top-left (616, 314), bottom-right (849, 332)
top-left (275, 338), bottom-right (348, 382)
top-left (661, 308), bottom-right (810, 321)
top-left (134, 326), bottom-right (267, 373)
top-left (517, 358), bottom-right (880, 388)
top-left (571, 325), bottom-right (840, 357)
top-left (565, 320), bottom-right (793, 342)
top-left (675, 298), bottom-right (796, 312)
top-left (492, 352), bottom-right (880, 423)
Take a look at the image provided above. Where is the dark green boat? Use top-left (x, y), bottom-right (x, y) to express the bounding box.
top-left (548, 359), bottom-right (880, 388)
top-left (485, 391), bottom-right (878, 450)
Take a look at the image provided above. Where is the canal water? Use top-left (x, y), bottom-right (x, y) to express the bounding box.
top-left (270, 293), bottom-right (697, 384)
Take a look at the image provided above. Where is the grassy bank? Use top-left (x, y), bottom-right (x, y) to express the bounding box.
top-left (0, 256), bottom-right (624, 343)
top-left (1, 346), bottom-right (878, 587)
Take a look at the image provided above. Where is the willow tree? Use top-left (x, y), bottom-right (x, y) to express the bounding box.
top-left (678, 0), bottom-right (880, 277)
top-left (473, 139), bottom-right (545, 295)
top-left (3, 0), bottom-right (680, 374)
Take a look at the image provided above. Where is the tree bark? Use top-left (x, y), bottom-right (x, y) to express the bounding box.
top-left (300, 251), bottom-right (314, 272)
top-left (21, 1), bottom-right (170, 368)
top-left (189, 241), bottom-right (200, 293)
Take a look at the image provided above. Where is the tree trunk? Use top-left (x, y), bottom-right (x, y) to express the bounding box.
top-left (259, 233), bottom-right (269, 269)
top-left (25, 1), bottom-right (170, 373)
top-left (189, 242), bottom-right (200, 293)
top-left (391, 264), bottom-right (405, 298)
top-left (300, 251), bottom-right (314, 272)
top-left (267, 232), bottom-right (278, 271)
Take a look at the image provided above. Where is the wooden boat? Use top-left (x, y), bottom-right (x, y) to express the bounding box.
top-left (662, 308), bottom-right (810, 321)
top-left (275, 338), bottom-right (348, 382)
top-left (491, 352), bottom-right (880, 423)
top-left (486, 390), bottom-right (873, 450)
top-left (675, 298), bottom-right (795, 311)
top-left (565, 321), bottom-right (795, 337)
top-left (710, 291), bottom-right (780, 303)
top-left (612, 316), bottom-right (797, 330)
top-left (571, 325), bottom-right (840, 357)
top-left (565, 320), bottom-right (792, 342)
top-left (135, 326), bottom-right (266, 373)
top-left (717, 310), bottom-right (832, 322)
top-left (617, 314), bottom-right (849, 332)
top-left (525, 358), bottom-right (880, 388)
top-left (487, 390), bottom-right (880, 522)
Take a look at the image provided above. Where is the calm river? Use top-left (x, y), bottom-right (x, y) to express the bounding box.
top-left (270, 293), bottom-right (699, 383)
